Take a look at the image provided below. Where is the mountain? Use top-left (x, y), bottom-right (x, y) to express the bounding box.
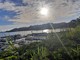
top-left (7, 22), bottom-right (69, 32)
top-left (6, 16), bottom-right (80, 32)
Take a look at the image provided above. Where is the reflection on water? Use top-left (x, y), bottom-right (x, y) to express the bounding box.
top-left (0, 29), bottom-right (66, 37)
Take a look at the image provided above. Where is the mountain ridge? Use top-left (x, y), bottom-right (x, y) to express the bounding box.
top-left (7, 22), bottom-right (69, 32)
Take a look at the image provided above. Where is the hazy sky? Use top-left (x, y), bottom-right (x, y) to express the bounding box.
top-left (0, 0), bottom-right (80, 31)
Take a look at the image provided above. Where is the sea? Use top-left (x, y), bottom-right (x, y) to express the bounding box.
top-left (0, 29), bottom-right (66, 37)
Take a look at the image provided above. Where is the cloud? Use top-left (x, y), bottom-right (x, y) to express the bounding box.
top-left (0, 24), bottom-right (29, 32)
top-left (0, 1), bottom-right (16, 11)
top-left (0, 0), bottom-right (80, 31)
top-left (0, 0), bottom-right (80, 24)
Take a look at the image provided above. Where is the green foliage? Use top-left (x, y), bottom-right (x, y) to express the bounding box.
top-left (43, 32), bottom-right (62, 50)
top-left (30, 46), bottom-right (49, 60)
top-left (64, 26), bottom-right (80, 44)
top-left (0, 26), bottom-right (80, 60)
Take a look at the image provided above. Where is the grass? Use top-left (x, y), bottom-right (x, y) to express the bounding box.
top-left (0, 26), bottom-right (80, 60)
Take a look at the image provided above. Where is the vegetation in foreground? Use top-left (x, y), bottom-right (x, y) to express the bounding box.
top-left (0, 17), bottom-right (80, 60)
top-left (0, 26), bottom-right (80, 60)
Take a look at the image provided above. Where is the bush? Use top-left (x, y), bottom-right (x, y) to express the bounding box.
top-left (0, 26), bottom-right (80, 60)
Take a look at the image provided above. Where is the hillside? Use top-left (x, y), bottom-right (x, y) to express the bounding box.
top-left (7, 22), bottom-right (69, 32)
top-left (7, 17), bottom-right (80, 32)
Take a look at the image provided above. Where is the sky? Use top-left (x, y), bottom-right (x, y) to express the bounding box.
top-left (0, 0), bottom-right (80, 31)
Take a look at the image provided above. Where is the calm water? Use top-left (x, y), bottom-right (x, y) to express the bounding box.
top-left (0, 29), bottom-right (66, 37)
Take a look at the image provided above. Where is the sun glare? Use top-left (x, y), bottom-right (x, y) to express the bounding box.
top-left (40, 7), bottom-right (48, 16)
top-left (43, 29), bottom-right (49, 33)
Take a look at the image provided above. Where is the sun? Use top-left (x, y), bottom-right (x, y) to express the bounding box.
top-left (40, 7), bottom-right (48, 16)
